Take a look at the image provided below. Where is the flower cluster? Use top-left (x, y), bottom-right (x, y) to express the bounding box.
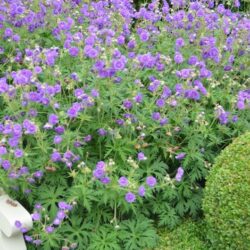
top-left (0, 0), bottom-right (249, 248)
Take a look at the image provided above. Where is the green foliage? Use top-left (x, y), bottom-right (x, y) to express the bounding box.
top-left (203, 132), bottom-right (250, 250)
top-left (156, 219), bottom-right (207, 250)
top-left (119, 216), bottom-right (158, 250)
top-left (0, 0), bottom-right (249, 249)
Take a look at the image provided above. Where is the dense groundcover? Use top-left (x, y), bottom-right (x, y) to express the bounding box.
top-left (0, 0), bottom-right (249, 249)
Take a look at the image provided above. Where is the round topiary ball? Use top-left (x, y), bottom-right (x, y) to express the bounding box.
top-left (203, 132), bottom-right (250, 250)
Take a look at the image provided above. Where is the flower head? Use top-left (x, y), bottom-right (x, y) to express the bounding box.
top-left (146, 176), bottom-right (157, 187)
top-left (138, 152), bottom-right (147, 161)
top-left (118, 176), bottom-right (129, 187)
top-left (175, 167), bottom-right (184, 182)
top-left (138, 186), bottom-right (145, 197)
top-left (125, 192), bottom-right (136, 203)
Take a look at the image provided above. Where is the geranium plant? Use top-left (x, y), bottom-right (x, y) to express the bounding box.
top-left (0, 0), bottom-right (249, 249)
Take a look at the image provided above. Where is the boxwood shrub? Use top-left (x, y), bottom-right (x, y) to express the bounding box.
top-left (157, 219), bottom-right (207, 250)
top-left (203, 132), bottom-right (250, 250)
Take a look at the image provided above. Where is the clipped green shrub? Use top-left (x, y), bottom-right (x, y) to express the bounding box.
top-left (157, 220), bottom-right (207, 250)
top-left (203, 132), bottom-right (250, 250)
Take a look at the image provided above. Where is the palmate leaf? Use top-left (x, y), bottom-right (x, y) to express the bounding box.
top-left (88, 225), bottom-right (121, 250)
top-left (36, 185), bottom-right (67, 218)
top-left (58, 215), bottom-right (92, 248)
top-left (137, 158), bottom-right (168, 180)
top-left (41, 231), bottom-right (62, 250)
top-left (70, 185), bottom-right (97, 212)
top-left (158, 207), bottom-right (180, 229)
top-left (119, 216), bottom-right (158, 250)
top-left (104, 137), bottom-right (136, 163)
top-left (186, 193), bottom-right (202, 217)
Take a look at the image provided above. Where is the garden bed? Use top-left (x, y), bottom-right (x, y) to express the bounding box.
top-left (0, 0), bottom-right (249, 249)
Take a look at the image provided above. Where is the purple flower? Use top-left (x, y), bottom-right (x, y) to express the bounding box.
top-left (118, 177), bottom-right (129, 187)
top-left (175, 167), bottom-right (184, 182)
top-left (194, 80), bottom-right (207, 96)
top-left (24, 235), bottom-right (33, 242)
top-left (185, 89), bottom-right (200, 101)
top-left (29, 109), bottom-right (38, 117)
top-left (45, 49), bottom-right (59, 66)
top-left (175, 37), bottom-right (185, 48)
top-left (175, 84), bottom-right (184, 95)
top-left (0, 146), bottom-right (7, 155)
top-left (14, 149), bottom-right (23, 158)
top-left (53, 218), bottom-right (61, 225)
top-left (33, 171), bottom-right (43, 179)
top-left (237, 101), bottom-right (245, 110)
top-left (148, 80), bottom-right (160, 92)
top-left (98, 128), bottom-right (107, 136)
top-left (33, 239), bottom-right (42, 246)
top-left (19, 166), bottom-right (29, 175)
top-left (219, 112), bottom-right (229, 125)
top-left (55, 126), bottom-right (65, 134)
top-left (188, 56), bottom-right (198, 65)
top-left (128, 40), bottom-right (136, 49)
top-left (176, 69), bottom-right (193, 79)
top-left (175, 153), bottom-right (186, 160)
top-left (139, 30), bottom-right (150, 42)
top-left (84, 46), bottom-right (98, 58)
top-left (93, 167), bottom-right (106, 179)
top-left (138, 152), bottom-right (147, 161)
top-left (35, 204), bottom-right (42, 210)
top-left (71, 73), bottom-right (79, 81)
top-left (49, 114), bottom-right (59, 125)
top-left (32, 212), bottom-right (41, 221)
top-left (93, 161), bottom-right (106, 179)
top-left (4, 28), bottom-right (13, 38)
top-left (0, 77), bottom-right (9, 93)
top-left (237, 90), bottom-right (250, 110)
top-left (146, 176), bottom-right (157, 187)
top-left (91, 89), bottom-right (99, 98)
top-left (112, 58), bottom-right (126, 71)
top-left (117, 35), bottom-right (125, 45)
top-left (125, 192), bottom-right (136, 203)
top-left (45, 226), bottom-right (54, 233)
top-left (232, 115), bottom-right (238, 123)
top-left (21, 227), bottom-right (28, 233)
top-left (161, 86), bottom-right (172, 99)
top-left (34, 66), bottom-right (42, 74)
top-left (12, 34), bottom-right (20, 43)
top-left (234, 0), bottom-right (240, 7)
top-left (12, 69), bottom-right (33, 85)
top-left (156, 98), bottom-right (165, 108)
top-left (23, 120), bottom-right (37, 134)
top-left (84, 135), bottom-right (92, 142)
top-left (51, 151), bottom-right (61, 162)
top-left (57, 210), bottom-right (66, 220)
top-left (69, 47), bottom-right (79, 57)
top-left (174, 52), bottom-right (184, 64)
top-left (100, 176), bottom-right (110, 184)
top-left (152, 112), bottom-right (161, 121)
top-left (58, 201), bottom-right (72, 210)
top-left (96, 161), bottom-right (106, 168)
top-left (160, 118), bottom-right (169, 126)
top-left (15, 220), bottom-right (22, 228)
top-left (200, 67), bottom-right (212, 78)
top-left (123, 99), bottom-right (133, 109)
top-left (138, 186), bottom-right (145, 197)
top-left (216, 106), bottom-right (229, 125)
top-left (13, 124), bottom-right (22, 136)
top-left (134, 93), bottom-right (143, 103)
top-left (2, 160), bottom-right (11, 170)
top-left (67, 103), bottom-right (81, 118)
top-left (54, 135), bottom-right (62, 144)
